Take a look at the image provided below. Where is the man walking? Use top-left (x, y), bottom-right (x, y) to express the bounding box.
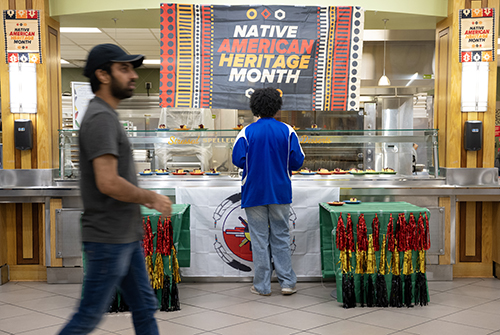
top-left (59, 44), bottom-right (171, 335)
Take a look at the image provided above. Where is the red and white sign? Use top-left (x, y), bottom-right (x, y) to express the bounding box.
top-left (3, 9), bottom-right (42, 63)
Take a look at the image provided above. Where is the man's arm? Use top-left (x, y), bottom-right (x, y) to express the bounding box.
top-left (93, 154), bottom-right (172, 216)
top-left (289, 132), bottom-right (305, 171)
top-left (232, 133), bottom-right (248, 169)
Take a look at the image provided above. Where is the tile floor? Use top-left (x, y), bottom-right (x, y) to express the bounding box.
top-left (0, 278), bottom-right (500, 335)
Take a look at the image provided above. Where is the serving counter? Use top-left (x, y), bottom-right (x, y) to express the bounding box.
top-left (1, 126), bottom-right (499, 283)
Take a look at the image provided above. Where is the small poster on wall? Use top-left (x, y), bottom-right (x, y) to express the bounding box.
top-left (71, 82), bottom-right (94, 129)
top-left (459, 8), bottom-right (495, 62)
top-left (3, 9), bottom-right (42, 63)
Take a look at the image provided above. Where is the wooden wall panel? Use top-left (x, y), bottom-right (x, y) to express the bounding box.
top-left (493, 203), bottom-right (500, 264)
top-left (438, 197), bottom-right (451, 265)
top-left (436, 28), bottom-right (450, 167)
top-left (464, 202), bottom-right (476, 256)
top-left (0, 0), bottom-right (14, 169)
top-left (0, 205), bottom-right (9, 266)
top-left (22, 203), bottom-right (33, 259)
top-left (484, 0), bottom-right (500, 167)
top-left (16, 203), bottom-right (40, 265)
top-left (447, 1), bottom-right (463, 168)
top-left (50, 199), bottom-right (63, 267)
top-left (482, 202), bottom-right (493, 267)
top-left (459, 202), bottom-right (482, 262)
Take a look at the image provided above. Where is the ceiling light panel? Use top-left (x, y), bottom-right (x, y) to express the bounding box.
top-left (60, 27), bottom-right (101, 33)
top-left (63, 34), bottom-right (116, 44)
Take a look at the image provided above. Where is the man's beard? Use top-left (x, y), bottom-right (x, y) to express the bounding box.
top-left (110, 75), bottom-right (134, 100)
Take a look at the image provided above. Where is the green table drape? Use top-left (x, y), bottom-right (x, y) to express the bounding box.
top-left (141, 204), bottom-right (191, 269)
top-left (319, 201), bottom-right (430, 304)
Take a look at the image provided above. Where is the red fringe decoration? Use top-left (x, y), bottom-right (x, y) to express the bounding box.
top-left (409, 213), bottom-right (417, 251)
top-left (346, 214), bottom-right (355, 252)
top-left (387, 214), bottom-right (395, 252)
top-left (164, 217), bottom-right (173, 256)
top-left (142, 216), bottom-right (154, 256)
top-left (402, 214), bottom-right (411, 252)
top-left (416, 213), bottom-right (425, 250)
top-left (372, 214), bottom-right (380, 252)
top-left (156, 217), bottom-right (164, 255)
top-left (336, 213), bottom-right (346, 250)
top-left (424, 212), bottom-right (431, 250)
top-left (397, 214), bottom-right (408, 252)
top-left (357, 214), bottom-right (368, 252)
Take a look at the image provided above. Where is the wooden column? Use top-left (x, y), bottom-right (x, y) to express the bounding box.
top-left (435, 0), bottom-right (499, 277)
top-left (0, 0), bottom-right (61, 280)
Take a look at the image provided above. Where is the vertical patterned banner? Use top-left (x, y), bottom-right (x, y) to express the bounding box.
top-left (160, 4), bottom-right (364, 111)
top-left (459, 8), bottom-right (495, 62)
top-left (3, 10), bottom-right (42, 64)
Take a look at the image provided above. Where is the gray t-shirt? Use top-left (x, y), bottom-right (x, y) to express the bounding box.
top-left (79, 97), bottom-right (142, 243)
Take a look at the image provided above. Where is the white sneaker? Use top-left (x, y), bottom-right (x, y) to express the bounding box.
top-left (281, 287), bottom-right (297, 295)
top-left (251, 286), bottom-right (271, 296)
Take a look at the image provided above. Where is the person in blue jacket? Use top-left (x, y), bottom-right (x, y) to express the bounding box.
top-left (232, 87), bottom-right (305, 296)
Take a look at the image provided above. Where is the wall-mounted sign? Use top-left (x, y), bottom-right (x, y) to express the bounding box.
top-left (3, 10), bottom-right (41, 63)
top-left (71, 82), bottom-right (94, 129)
top-left (459, 8), bottom-right (495, 62)
top-left (160, 4), bottom-right (364, 111)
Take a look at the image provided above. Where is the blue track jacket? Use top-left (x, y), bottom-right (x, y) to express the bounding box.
top-left (232, 118), bottom-right (305, 208)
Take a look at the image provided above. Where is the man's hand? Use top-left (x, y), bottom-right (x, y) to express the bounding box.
top-left (144, 192), bottom-right (172, 217)
top-left (93, 155), bottom-right (172, 217)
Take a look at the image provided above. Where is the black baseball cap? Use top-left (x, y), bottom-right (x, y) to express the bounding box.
top-left (83, 43), bottom-right (144, 78)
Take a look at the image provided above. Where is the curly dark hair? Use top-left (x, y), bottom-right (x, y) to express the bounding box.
top-left (249, 87), bottom-right (282, 118)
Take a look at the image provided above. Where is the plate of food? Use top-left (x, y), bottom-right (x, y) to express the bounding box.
top-left (189, 169), bottom-right (204, 175)
top-left (195, 124), bottom-right (208, 131)
top-left (327, 201), bottom-right (345, 206)
top-left (292, 171), bottom-right (299, 175)
top-left (381, 168), bottom-right (397, 174)
top-left (349, 168), bottom-right (366, 175)
top-left (157, 125), bottom-right (170, 131)
top-left (305, 124), bottom-right (320, 131)
top-left (155, 169), bottom-right (169, 175)
top-left (139, 169), bottom-right (154, 176)
top-left (175, 125), bottom-right (190, 131)
top-left (205, 169), bottom-right (220, 176)
top-left (233, 124), bottom-right (244, 130)
top-left (365, 169), bottom-right (380, 174)
top-left (332, 168), bottom-right (348, 174)
top-left (299, 168), bottom-right (316, 175)
top-left (292, 125), bottom-right (300, 131)
top-left (317, 168), bottom-right (332, 175)
top-left (172, 169), bottom-right (187, 175)
top-left (344, 197), bottom-right (361, 204)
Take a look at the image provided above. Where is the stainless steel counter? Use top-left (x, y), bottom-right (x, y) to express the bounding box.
top-left (1, 168), bottom-right (498, 282)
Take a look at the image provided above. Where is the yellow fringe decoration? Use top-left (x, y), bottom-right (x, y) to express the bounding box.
top-left (402, 250), bottom-right (413, 275)
top-left (355, 245), bottom-right (366, 274)
top-left (418, 250), bottom-right (426, 273)
top-left (145, 255), bottom-right (154, 285)
top-left (366, 235), bottom-right (376, 274)
top-left (391, 244), bottom-right (400, 276)
top-left (152, 253), bottom-right (164, 290)
top-left (339, 250), bottom-right (348, 273)
top-left (379, 234), bottom-right (388, 275)
top-left (171, 247), bottom-right (181, 283)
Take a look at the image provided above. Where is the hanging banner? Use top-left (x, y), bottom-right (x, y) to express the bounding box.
top-left (176, 186), bottom-right (339, 278)
top-left (459, 8), bottom-right (495, 62)
top-left (3, 9), bottom-right (42, 64)
top-left (160, 4), bottom-right (364, 111)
